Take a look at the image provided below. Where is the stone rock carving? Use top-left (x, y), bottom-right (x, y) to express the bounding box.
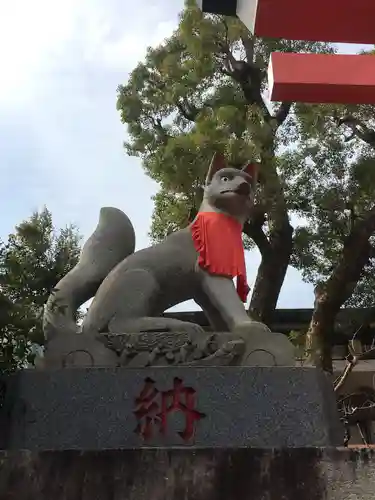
top-left (43, 153), bottom-right (294, 368)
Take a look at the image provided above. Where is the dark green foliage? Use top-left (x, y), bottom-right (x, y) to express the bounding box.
top-left (285, 97), bottom-right (375, 307)
top-left (0, 207), bottom-right (81, 371)
top-left (116, 0), bottom-right (333, 243)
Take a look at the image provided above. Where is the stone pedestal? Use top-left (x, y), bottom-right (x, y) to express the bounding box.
top-left (0, 366), bottom-right (346, 498)
top-left (1, 448), bottom-right (375, 499)
top-left (0, 366), bottom-right (342, 450)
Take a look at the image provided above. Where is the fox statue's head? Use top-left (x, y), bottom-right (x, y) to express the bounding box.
top-left (201, 152), bottom-right (258, 224)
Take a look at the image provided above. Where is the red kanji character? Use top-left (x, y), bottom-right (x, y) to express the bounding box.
top-left (133, 377), bottom-right (160, 440)
top-left (158, 377), bottom-right (205, 441)
top-left (134, 377), bottom-right (205, 442)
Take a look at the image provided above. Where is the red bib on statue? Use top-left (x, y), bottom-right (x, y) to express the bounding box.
top-left (190, 212), bottom-right (249, 302)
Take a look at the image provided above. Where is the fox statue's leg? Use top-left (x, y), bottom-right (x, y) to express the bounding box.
top-left (82, 268), bottom-right (203, 335)
top-left (195, 293), bottom-right (231, 332)
top-left (82, 269), bottom-right (160, 334)
top-left (199, 270), bottom-right (295, 366)
top-left (199, 270), bottom-right (267, 334)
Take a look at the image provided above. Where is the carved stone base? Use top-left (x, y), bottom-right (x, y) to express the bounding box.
top-left (43, 321), bottom-right (295, 369)
top-left (242, 331), bottom-right (295, 366)
top-left (43, 332), bottom-right (118, 369)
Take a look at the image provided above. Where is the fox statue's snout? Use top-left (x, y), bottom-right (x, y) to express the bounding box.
top-left (202, 154), bottom-right (258, 222)
top-left (231, 180), bottom-right (251, 197)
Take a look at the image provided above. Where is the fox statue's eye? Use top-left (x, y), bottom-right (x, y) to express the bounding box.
top-left (222, 176), bottom-right (229, 182)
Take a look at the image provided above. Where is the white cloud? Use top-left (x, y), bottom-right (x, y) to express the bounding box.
top-left (83, 18), bottom-right (178, 70)
top-left (0, 0), bottom-right (180, 107)
top-left (0, 0), bottom-right (79, 104)
top-left (0, 0), bottom-right (184, 264)
top-left (337, 43), bottom-right (373, 54)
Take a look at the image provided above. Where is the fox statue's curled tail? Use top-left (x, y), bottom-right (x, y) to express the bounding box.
top-left (43, 207), bottom-right (136, 341)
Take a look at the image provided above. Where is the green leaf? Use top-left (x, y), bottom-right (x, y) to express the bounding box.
top-left (0, 207), bottom-right (81, 372)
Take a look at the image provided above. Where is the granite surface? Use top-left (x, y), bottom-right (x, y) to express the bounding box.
top-left (0, 366), bottom-right (342, 450)
top-left (1, 448), bottom-right (375, 500)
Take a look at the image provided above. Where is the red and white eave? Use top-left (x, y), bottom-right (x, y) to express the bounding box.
top-left (197, 0), bottom-right (375, 105)
top-left (236, 0), bottom-right (375, 45)
top-left (268, 52), bottom-right (375, 105)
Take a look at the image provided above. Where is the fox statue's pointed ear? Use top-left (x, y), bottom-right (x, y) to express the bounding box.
top-left (205, 152), bottom-right (227, 185)
top-left (242, 162), bottom-right (259, 186)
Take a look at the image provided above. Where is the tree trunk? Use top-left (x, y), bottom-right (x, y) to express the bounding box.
top-left (220, 40), bottom-right (295, 325)
top-left (246, 129), bottom-right (293, 325)
top-left (248, 221), bottom-right (293, 324)
top-left (306, 208), bottom-right (375, 372)
top-left (305, 288), bottom-right (337, 373)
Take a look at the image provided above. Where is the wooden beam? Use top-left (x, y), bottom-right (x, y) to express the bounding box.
top-left (268, 52), bottom-right (375, 105)
top-left (236, 0), bottom-right (375, 44)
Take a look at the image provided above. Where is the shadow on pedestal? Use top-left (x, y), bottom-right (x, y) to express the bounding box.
top-left (1, 448), bottom-right (375, 500)
top-left (0, 449), bottom-right (325, 500)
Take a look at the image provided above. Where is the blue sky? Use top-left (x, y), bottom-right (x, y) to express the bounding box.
top-left (0, 0), bottom-right (371, 311)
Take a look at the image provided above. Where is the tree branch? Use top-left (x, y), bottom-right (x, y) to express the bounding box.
top-left (146, 115), bottom-right (170, 143)
top-left (243, 222), bottom-right (271, 256)
top-left (216, 40), bottom-right (271, 119)
top-left (334, 343), bottom-right (375, 393)
top-left (241, 37), bottom-right (254, 64)
top-left (216, 40), bottom-right (238, 73)
top-left (175, 99), bottom-right (199, 121)
top-left (318, 203), bottom-right (375, 311)
top-left (243, 206), bottom-right (271, 256)
top-left (348, 204), bottom-right (375, 242)
top-left (273, 102), bottom-right (292, 126)
top-left (221, 19), bottom-right (230, 50)
top-left (219, 67), bottom-right (233, 77)
top-left (334, 114), bottom-right (375, 148)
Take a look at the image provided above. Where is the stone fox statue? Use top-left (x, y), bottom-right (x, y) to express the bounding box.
top-left (43, 153), bottom-right (267, 342)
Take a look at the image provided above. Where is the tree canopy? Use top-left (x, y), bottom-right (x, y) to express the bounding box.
top-left (117, 0), bottom-right (375, 370)
top-left (117, 3), bottom-right (333, 241)
top-left (117, 0), bottom-right (334, 321)
top-left (0, 208), bottom-right (81, 371)
top-left (289, 100), bottom-right (375, 308)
